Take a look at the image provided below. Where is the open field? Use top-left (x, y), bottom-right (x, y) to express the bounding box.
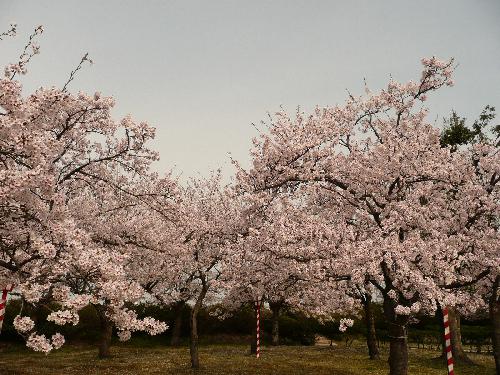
top-left (0, 342), bottom-right (495, 375)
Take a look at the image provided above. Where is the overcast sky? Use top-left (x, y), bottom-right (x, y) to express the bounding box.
top-left (1, 1), bottom-right (499, 181)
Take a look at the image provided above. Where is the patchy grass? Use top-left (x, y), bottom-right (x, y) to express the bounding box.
top-left (0, 342), bottom-right (495, 375)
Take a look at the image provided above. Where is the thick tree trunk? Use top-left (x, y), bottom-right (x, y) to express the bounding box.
top-left (269, 301), bottom-right (282, 346)
top-left (437, 305), bottom-right (474, 365)
top-left (363, 294), bottom-right (380, 360)
top-left (383, 297), bottom-right (409, 375)
top-left (97, 308), bottom-right (113, 359)
top-left (447, 307), bottom-right (474, 365)
top-left (190, 285), bottom-right (208, 369)
top-left (170, 300), bottom-right (185, 346)
top-left (490, 276), bottom-right (500, 375)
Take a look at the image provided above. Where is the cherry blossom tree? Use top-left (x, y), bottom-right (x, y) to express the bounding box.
top-left (223, 193), bottom-right (357, 351)
top-left (233, 57), bottom-right (495, 375)
top-left (116, 175), bottom-right (193, 349)
top-left (438, 120), bottom-right (499, 371)
top-left (169, 172), bottom-right (244, 369)
top-left (0, 24), bottom-right (168, 353)
top-left (63, 174), bottom-right (179, 357)
top-left (222, 199), bottom-right (308, 348)
top-left (436, 166), bottom-right (498, 370)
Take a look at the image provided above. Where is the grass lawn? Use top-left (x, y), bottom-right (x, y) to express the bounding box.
top-left (0, 341), bottom-right (496, 375)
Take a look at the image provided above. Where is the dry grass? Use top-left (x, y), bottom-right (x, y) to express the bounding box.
top-left (0, 342), bottom-right (495, 375)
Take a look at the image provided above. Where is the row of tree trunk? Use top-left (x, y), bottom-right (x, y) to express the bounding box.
top-left (171, 294), bottom-right (500, 375)
top-left (93, 288), bottom-right (500, 375)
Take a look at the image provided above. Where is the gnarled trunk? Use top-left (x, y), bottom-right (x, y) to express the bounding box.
top-left (490, 276), bottom-right (500, 374)
top-left (97, 307), bottom-right (113, 359)
top-left (269, 301), bottom-right (282, 346)
top-left (170, 300), bottom-right (185, 346)
top-left (190, 285), bottom-right (208, 369)
top-left (383, 296), bottom-right (409, 375)
top-left (363, 294), bottom-right (380, 360)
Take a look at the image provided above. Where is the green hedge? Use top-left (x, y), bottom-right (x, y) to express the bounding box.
top-left (0, 300), bottom-right (492, 349)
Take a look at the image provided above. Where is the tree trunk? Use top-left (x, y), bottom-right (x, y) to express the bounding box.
top-left (170, 300), bottom-right (185, 346)
top-left (437, 305), bottom-right (474, 365)
top-left (447, 306), bottom-right (475, 365)
top-left (363, 294), bottom-right (380, 360)
top-left (436, 304), bottom-right (446, 357)
top-left (97, 307), bottom-right (113, 359)
top-left (190, 285), bottom-right (208, 369)
top-left (383, 296), bottom-right (409, 375)
top-left (250, 301), bottom-right (257, 354)
top-left (269, 301), bottom-right (282, 346)
top-left (490, 276), bottom-right (500, 375)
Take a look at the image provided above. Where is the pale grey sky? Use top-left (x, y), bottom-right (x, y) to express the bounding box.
top-left (1, 1), bottom-right (499, 181)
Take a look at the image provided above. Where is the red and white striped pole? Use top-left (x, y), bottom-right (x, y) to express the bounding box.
top-left (442, 306), bottom-right (454, 375)
top-left (255, 297), bottom-right (261, 359)
top-left (0, 284), bottom-right (14, 334)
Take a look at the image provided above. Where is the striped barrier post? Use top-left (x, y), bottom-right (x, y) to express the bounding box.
top-left (442, 306), bottom-right (454, 375)
top-left (255, 298), bottom-right (261, 359)
top-left (0, 284), bottom-right (14, 334)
